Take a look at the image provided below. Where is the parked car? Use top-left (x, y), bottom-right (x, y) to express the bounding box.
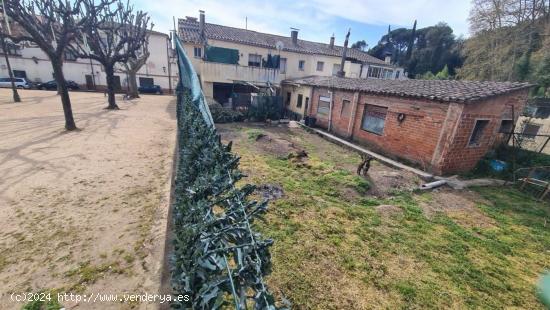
top-left (0, 77), bottom-right (31, 89)
top-left (37, 80), bottom-right (80, 90)
top-left (138, 84), bottom-right (162, 94)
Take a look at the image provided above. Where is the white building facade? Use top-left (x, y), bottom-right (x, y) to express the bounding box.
top-left (0, 30), bottom-right (176, 93)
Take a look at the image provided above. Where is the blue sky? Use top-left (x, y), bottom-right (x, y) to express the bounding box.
top-left (137, 0), bottom-right (471, 48)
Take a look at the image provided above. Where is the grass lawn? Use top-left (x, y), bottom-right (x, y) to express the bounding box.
top-left (218, 122), bottom-right (550, 309)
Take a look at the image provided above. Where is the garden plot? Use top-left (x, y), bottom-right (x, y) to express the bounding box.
top-left (217, 122), bottom-right (550, 310)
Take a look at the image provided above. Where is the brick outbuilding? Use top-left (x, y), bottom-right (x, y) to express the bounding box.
top-left (282, 76), bottom-right (531, 174)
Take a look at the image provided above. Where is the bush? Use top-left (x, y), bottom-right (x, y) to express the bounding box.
top-left (208, 101), bottom-right (244, 123)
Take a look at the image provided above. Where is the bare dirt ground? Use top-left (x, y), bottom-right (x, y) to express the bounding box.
top-left (0, 89), bottom-right (176, 309)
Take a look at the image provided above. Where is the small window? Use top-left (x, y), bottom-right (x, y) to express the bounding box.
top-left (535, 107), bottom-right (550, 118)
top-left (522, 123), bottom-right (541, 139)
top-left (1, 42), bottom-right (20, 55)
top-left (298, 60), bottom-right (305, 71)
top-left (316, 61), bottom-right (324, 71)
top-left (317, 95), bottom-right (330, 115)
top-left (297, 94), bottom-right (303, 108)
top-left (248, 54), bottom-right (261, 67)
top-left (361, 104), bottom-right (387, 135)
top-left (368, 66), bottom-right (382, 78)
top-left (193, 47), bottom-right (202, 58)
top-left (499, 120), bottom-right (513, 133)
top-left (13, 70), bottom-right (27, 79)
top-left (341, 100), bottom-right (351, 116)
top-left (469, 120), bottom-right (490, 146)
top-left (139, 77), bottom-right (154, 87)
top-left (286, 92), bottom-right (291, 105)
top-left (395, 70), bottom-right (400, 79)
top-left (280, 58), bottom-right (287, 74)
top-left (332, 64), bottom-right (340, 76)
top-left (64, 50), bottom-right (77, 61)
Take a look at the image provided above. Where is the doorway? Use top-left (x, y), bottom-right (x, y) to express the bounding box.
top-left (113, 75), bottom-right (122, 92)
top-left (85, 75), bottom-right (95, 90)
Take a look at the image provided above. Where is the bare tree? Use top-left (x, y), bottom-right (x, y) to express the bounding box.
top-left (0, 27), bottom-right (21, 102)
top-left (71, 0), bottom-right (150, 109)
top-left (3, 0), bottom-right (93, 130)
top-left (121, 38), bottom-right (149, 99)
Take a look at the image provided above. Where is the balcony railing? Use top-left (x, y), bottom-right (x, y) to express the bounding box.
top-left (199, 61), bottom-right (282, 85)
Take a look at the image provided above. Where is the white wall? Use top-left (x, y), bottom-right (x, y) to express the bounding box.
top-left (0, 32), bottom-right (176, 91)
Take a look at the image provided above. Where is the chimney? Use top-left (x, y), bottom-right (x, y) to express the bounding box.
top-left (329, 34), bottom-right (335, 49)
top-left (384, 53), bottom-right (392, 64)
top-left (199, 10), bottom-right (205, 40)
top-left (291, 28), bottom-right (299, 44)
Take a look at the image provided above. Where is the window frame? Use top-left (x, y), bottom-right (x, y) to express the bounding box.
top-left (468, 119), bottom-right (490, 147)
top-left (139, 77), bottom-right (154, 87)
top-left (193, 46), bottom-right (202, 58)
top-left (297, 94), bottom-right (303, 108)
top-left (522, 123), bottom-right (541, 140)
top-left (64, 50), bottom-right (77, 61)
top-left (317, 95), bottom-right (331, 115)
top-left (316, 61), bottom-right (324, 72)
top-left (341, 99), bottom-right (351, 117)
top-left (279, 58), bottom-right (287, 74)
top-left (298, 60), bottom-right (305, 71)
top-left (248, 53), bottom-right (262, 67)
top-left (498, 119), bottom-right (513, 134)
top-left (360, 104), bottom-right (388, 136)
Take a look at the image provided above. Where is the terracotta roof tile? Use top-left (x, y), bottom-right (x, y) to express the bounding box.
top-left (282, 75), bottom-right (532, 103)
top-left (178, 19), bottom-right (389, 66)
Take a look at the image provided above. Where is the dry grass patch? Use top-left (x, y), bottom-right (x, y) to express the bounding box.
top-left (218, 122), bottom-right (550, 309)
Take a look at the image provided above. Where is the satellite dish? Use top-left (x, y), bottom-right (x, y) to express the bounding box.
top-left (275, 41), bottom-right (284, 51)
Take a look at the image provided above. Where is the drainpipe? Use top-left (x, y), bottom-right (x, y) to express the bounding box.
top-left (328, 89), bottom-right (334, 132)
top-left (347, 91), bottom-right (359, 138)
top-left (166, 34), bottom-right (172, 94)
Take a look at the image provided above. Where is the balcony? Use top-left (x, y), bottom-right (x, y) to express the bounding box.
top-left (199, 61), bottom-right (282, 85)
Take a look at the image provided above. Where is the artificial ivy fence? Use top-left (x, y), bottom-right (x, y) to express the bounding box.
top-left (170, 34), bottom-right (280, 309)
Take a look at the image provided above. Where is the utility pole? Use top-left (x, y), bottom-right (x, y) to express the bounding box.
top-left (337, 29), bottom-right (350, 78)
top-left (0, 27), bottom-right (21, 102)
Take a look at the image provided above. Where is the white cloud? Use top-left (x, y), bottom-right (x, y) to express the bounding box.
top-left (141, 0), bottom-right (471, 41)
top-left (307, 0), bottom-right (471, 36)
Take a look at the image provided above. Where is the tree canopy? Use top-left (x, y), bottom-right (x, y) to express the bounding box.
top-left (367, 22), bottom-right (463, 78)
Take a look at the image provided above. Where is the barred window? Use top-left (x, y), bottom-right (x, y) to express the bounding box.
top-left (469, 120), bottom-right (489, 146)
top-left (361, 104), bottom-right (387, 135)
top-left (317, 95), bottom-right (330, 115)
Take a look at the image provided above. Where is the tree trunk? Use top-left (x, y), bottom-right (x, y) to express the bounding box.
top-left (51, 59), bottom-right (77, 130)
top-left (104, 64), bottom-right (119, 110)
top-left (1, 36), bottom-right (21, 103)
top-left (127, 69), bottom-right (139, 99)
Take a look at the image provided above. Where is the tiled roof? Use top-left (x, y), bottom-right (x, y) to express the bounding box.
top-left (282, 76), bottom-right (532, 103)
top-left (178, 19), bottom-right (388, 66)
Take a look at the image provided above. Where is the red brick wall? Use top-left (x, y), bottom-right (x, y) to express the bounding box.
top-left (436, 89), bottom-right (529, 174)
top-left (310, 88), bottom-right (449, 170)
top-left (308, 87), bottom-right (529, 175)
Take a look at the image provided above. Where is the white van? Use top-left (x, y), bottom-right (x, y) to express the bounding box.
top-left (0, 77), bottom-right (31, 89)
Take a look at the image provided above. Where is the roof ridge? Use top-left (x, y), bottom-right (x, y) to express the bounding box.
top-left (178, 18), bottom-right (376, 58)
